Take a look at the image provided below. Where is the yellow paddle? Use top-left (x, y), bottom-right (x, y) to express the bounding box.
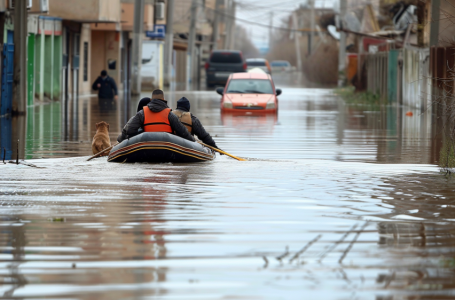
top-left (198, 142), bottom-right (247, 161)
top-left (87, 142), bottom-right (119, 161)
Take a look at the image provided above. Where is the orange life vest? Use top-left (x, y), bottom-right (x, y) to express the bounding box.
top-left (143, 106), bottom-right (173, 133)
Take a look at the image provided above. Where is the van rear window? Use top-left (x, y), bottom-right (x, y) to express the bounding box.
top-left (247, 61), bottom-right (266, 66)
top-left (271, 61), bottom-right (290, 67)
top-left (210, 52), bottom-right (242, 63)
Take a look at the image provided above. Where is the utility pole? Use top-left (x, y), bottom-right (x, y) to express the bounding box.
top-left (309, 0), bottom-right (315, 55)
top-left (188, 0), bottom-right (198, 87)
top-left (224, 0), bottom-right (232, 50)
top-left (229, 1), bottom-right (236, 50)
top-left (292, 13), bottom-right (302, 72)
top-left (338, 0), bottom-right (347, 87)
top-left (164, 0), bottom-right (175, 86)
top-left (212, 0), bottom-right (222, 50)
top-left (225, 0), bottom-right (236, 50)
top-left (430, 0), bottom-right (440, 47)
top-left (12, 0), bottom-right (27, 160)
top-left (269, 11), bottom-right (273, 50)
top-left (416, 1), bottom-right (425, 47)
top-left (131, 0), bottom-right (145, 95)
top-left (12, 0), bottom-right (27, 115)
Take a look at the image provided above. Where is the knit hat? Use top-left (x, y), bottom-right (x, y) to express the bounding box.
top-left (176, 97), bottom-right (191, 112)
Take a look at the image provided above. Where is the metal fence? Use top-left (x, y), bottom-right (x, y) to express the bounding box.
top-left (402, 47), bottom-right (430, 110)
top-left (366, 52), bottom-right (388, 100)
top-left (360, 47), bottom-right (431, 110)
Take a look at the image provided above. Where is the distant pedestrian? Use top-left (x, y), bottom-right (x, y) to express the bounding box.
top-left (92, 70), bottom-right (118, 101)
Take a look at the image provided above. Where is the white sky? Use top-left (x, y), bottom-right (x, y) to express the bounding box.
top-left (235, 0), bottom-right (336, 49)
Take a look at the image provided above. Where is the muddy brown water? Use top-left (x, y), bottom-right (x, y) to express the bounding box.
top-left (0, 77), bottom-right (454, 299)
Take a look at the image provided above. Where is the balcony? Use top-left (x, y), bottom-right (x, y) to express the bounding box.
top-left (31, 0), bottom-right (121, 23)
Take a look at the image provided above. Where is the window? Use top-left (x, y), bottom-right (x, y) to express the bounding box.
top-left (210, 52), bottom-right (242, 63)
top-left (226, 79), bottom-right (274, 94)
top-left (271, 61), bottom-right (290, 67)
top-left (247, 61), bottom-right (266, 67)
top-left (83, 42), bottom-right (88, 82)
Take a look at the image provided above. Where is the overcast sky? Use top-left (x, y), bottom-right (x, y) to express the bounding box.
top-left (235, 0), bottom-right (336, 49)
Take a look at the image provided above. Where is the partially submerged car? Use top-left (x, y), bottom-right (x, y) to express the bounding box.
top-left (216, 72), bottom-right (281, 113)
top-left (270, 60), bottom-right (294, 72)
top-left (246, 58), bottom-right (272, 74)
top-left (205, 50), bottom-right (246, 87)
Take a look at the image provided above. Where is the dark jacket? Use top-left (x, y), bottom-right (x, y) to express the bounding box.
top-left (92, 76), bottom-right (118, 99)
top-left (189, 114), bottom-right (218, 149)
top-left (117, 99), bottom-right (195, 143)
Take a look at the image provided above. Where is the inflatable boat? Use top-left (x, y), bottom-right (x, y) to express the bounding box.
top-left (108, 132), bottom-right (215, 163)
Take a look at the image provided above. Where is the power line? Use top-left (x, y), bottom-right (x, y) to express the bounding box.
top-left (203, 5), bottom-right (321, 33)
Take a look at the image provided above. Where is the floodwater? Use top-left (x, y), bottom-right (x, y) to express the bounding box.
top-left (0, 74), bottom-right (454, 299)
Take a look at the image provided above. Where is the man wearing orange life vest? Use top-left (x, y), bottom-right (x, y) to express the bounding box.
top-left (117, 89), bottom-right (195, 143)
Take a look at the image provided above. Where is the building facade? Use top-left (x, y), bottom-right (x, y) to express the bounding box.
top-left (1, 0), bottom-right (163, 108)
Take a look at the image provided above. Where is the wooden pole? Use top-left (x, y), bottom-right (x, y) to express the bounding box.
top-left (87, 143), bottom-right (118, 161)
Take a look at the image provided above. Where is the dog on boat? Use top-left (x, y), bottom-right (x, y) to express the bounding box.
top-left (92, 121), bottom-right (111, 156)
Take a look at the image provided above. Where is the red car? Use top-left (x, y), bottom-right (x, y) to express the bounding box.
top-left (216, 72), bottom-right (281, 113)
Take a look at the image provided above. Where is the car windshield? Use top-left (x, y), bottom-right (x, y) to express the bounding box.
top-left (271, 61), bottom-right (289, 67)
top-left (210, 52), bottom-right (242, 63)
top-left (247, 61), bottom-right (266, 66)
top-left (226, 79), bottom-right (274, 94)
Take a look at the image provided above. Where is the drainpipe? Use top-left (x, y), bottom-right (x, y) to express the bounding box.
top-left (131, 0), bottom-right (145, 95)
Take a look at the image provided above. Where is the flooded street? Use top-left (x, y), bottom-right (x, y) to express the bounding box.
top-left (1, 76), bottom-right (454, 299)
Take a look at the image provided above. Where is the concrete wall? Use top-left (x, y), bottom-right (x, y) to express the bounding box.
top-left (105, 31), bottom-right (121, 82)
top-left (44, 35), bottom-right (52, 97)
top-left (34, 34), bottom-right (43, 99)
top-left (48, 0), bottom-right (100, 21)
top-left (90, 30), bottom-right (121, 93)
top-left (99, 0), bottom-right (121, 21)
top-left (53, 36), bottom-right (62, 98)
top-left (43, 0), bottom-right (121, 22)
top-left (121, 3), bottom-right (154, 31)
top-left (79, 24), bottom-right (92, 95)
top-left (91, 31), bottom-right (106, 92)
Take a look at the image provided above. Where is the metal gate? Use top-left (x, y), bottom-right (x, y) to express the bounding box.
top-left (1, 30), bottom-right (14, 117)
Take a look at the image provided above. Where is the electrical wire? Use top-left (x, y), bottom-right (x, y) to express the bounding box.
top-left (202, 5), bottom-right (314, 32)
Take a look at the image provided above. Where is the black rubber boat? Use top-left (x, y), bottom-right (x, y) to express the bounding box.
top-left (108, 132), bottom-right (215, 163)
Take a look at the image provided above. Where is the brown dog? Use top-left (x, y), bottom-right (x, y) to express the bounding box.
top-left (92, 121), bottom-right (111, 156)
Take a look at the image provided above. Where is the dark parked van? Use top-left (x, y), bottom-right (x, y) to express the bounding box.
top-left (205, 50), bottom-right (246, 87)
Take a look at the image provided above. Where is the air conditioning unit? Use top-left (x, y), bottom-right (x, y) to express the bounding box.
top-left (40, 0), bottom-right (49, 13)
top-left (8, 0), bottom-right (33, 10)
top-left (155, 2), bottom-right (165, 20)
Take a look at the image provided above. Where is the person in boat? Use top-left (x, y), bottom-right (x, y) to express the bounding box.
top-left (134, 96), bottom-right (219, 149)
top-left (116, 89), bottom-right (195, 143)
top-left (173, 97), bottom-right (219, 149)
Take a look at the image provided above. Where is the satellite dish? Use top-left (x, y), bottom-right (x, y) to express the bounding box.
top-left (328, 25), bottom-right (340, 40)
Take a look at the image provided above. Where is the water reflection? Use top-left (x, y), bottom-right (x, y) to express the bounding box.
top-left (2, 217), bottom-right (27, 298)
top-left (221, 111), bottom-right (277, 137)
top-left (2, 84), bottom-right (455, 298)
top-left (0, 115), bottom-right (12, 160)
top-left (370, 173), bottom-right (455, 299)
top-left (0, 170), bottom-right (184, 298)
top-left (0, 86), bottom-right (443, 164)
